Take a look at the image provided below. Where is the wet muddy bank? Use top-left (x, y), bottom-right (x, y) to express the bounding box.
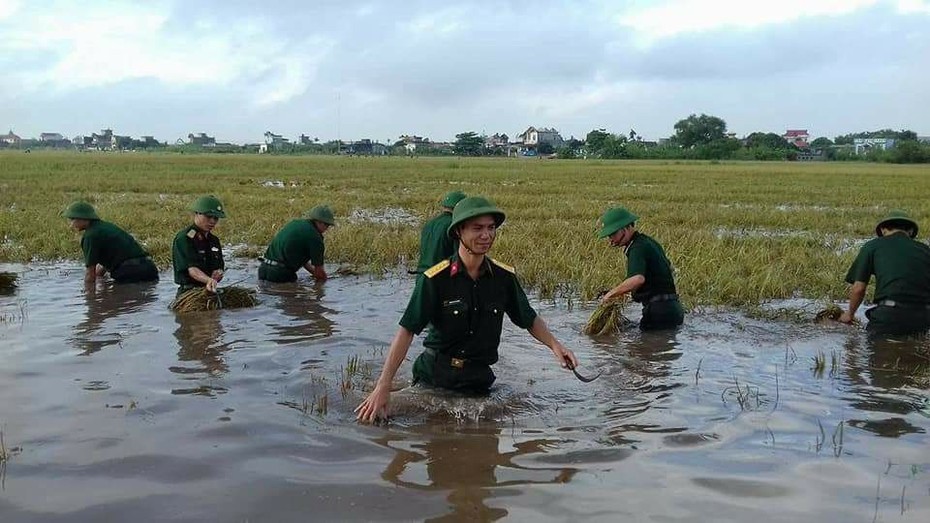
top-left (0, 262), bottom-right (928, 522)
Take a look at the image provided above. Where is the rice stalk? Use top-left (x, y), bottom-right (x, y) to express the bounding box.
top-left (170, 286), bottom-right (258, 312)
top-left (814, 304), bottom-right (843, 322)
top-left (584, 299), bottom-right (631, 335)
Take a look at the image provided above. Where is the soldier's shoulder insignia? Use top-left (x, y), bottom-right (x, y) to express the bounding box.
top-left (186, 229), bottom-right (197, 239)
top-left (423, 259), bottom-right (450, 278)
top-left (490, 258), bottom-right (515, 274)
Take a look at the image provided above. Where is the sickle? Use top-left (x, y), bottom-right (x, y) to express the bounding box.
top-left (564, 357), bottom-right (602, 383)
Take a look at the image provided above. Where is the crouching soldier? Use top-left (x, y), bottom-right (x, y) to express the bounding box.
top-left (597, 207), bottom-right (684, 330)
top-left (258, 205), bottom-right (334, 283)
top-left (172, 196), bottom-right (226, 294)
top-left (356, 196), bottom-right (579, 423)
top-left (414, 191), bottom-right (466, 273)
top-left (839, 210), bottom-right (930, 335)
top-left (64, 201), bottom-right (158, 285)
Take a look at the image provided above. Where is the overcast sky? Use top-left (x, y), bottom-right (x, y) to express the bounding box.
top-left (1, 0), bottom-right (928, 143)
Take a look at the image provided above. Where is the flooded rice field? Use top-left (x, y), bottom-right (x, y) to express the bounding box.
top-left (1, 261), bottom-right (929, 522)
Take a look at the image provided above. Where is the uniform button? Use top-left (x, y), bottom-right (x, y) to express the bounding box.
top-left (453, 310), bottom-right (459, 315)
top-left (468, 330), bottom-right (473, 335)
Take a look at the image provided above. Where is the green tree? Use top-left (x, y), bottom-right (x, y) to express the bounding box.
top-left (599, 135), bottom-right (629, 159)
top-left (453, 131), bottom-right (483, 156)
top-left (673, 113), bottom-right (728, 148)
top-left (745, 132), bottom-right (791, 150)
top-left (585, 129), bottom-right (610, 153)
top-left (810, 137), bottom-right (833, 149)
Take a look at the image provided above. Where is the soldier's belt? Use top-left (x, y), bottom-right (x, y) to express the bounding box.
top-left (648, 293), bottom-right (679, 303)
top-left (423, 347), bottom-right (467, 368)
top-left (876, 299), bottom-right (930, 309)
top-left (259, 257), bottom-right (284, 267)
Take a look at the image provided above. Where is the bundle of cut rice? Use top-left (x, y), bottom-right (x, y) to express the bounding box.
top-left (814, 304), bottom-right (843, 323)
top-left (584, 299), bottom-right (631, 335)
top-left (0, 272), bottom-right (17, 292)
top-left (170, 286), bottom-right (258, 312)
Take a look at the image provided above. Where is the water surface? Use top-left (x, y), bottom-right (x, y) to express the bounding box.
top-left (1, 262), bottom-right (928, 522)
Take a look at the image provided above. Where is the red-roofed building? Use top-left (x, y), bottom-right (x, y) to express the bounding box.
top-left (782, 129), bottom-right (810, 149)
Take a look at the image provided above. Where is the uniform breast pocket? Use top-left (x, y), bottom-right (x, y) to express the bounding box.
top-left (439, 299), bottom-right (469, 332)
top-left (483, 302), bottom-right (505, 326)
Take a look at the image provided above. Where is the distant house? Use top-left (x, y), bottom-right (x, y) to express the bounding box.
top-left (342, 139), bottom-right (389, 156)
top-left (484, 133), bottom-right (509, 152)
top-left (91, 129), bottom-right (115, 150)
top-left (517, 127), bottom-right (564, 151)
top-left (139, 136), bottom-right (162, 148)
top-left (188, 132), bottom-right (216, 147)
top-left (298, 134), bottom-right (318, 146)
top-left (39, 132), bottom-right (68, 146)
top-left (398, 134), bottom-right (431, 154)
top-left (917, 136), bottom-right (930, 144)
top-left (0, 130), bottom-right (22, 147)
top-left (854, 137), bottom-right (895, 155)
top-left (782, 129), bottom-right (810, 149)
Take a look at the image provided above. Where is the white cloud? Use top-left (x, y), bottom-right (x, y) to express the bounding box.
top-left (405, 7), bottom-right (467, 37)
top-left (617, 0), bottom-right (890, 43)
top-left (0, 1), bottom-right (329, 106)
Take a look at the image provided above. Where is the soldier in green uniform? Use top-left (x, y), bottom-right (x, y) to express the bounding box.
top-left (258, 205), bottom-right (335, 283)
top-left (839, 210), bottom-right (930, 335)
top-left (64, 201), bottom-right (158, 285)
top-left (414, 191), bottom-right (466, 273)
top-left (356, 196), bottom-right (579, 423)
top-left (172, 196), bottom-right (226, 294)
top-left (597, 207), bottom-right (684, 330)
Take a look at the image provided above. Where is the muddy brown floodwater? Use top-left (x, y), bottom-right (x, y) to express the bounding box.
top-left (1, 261), bottom-right (929, 522)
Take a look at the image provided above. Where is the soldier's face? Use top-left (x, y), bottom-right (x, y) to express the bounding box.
top-left (194, 213), bottom-right (219, 232)
top-left (608, 226), bottom-right (634, 247)
top-left (69, 218), bottom-right (89, 232)
top-left (458, 215), bottom-right (497, 255)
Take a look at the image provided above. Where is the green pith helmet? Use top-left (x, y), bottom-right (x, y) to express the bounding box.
top-left (876, 209), bottom-right (918, 238)
top-left (597, 207), bottom-right (638, 238)
top-left (191, 195), bottom-right (226, 218)
top-left (306, 205), bottom-right (336, 226)
top-left (440, 190), bottom-right (467, 208)
top-left (63, 201), bottom-right (100, 220)
top-left (447, 196), bottom-right (505, 238)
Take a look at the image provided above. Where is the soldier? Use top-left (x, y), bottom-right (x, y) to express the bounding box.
top-left (839, 210), bottom-right (930, 335)
top-left (172, 196), bottom-right (226, 294)
top-left (597, 207), bottom-right (684, 330)
top-left (64, 201), bottom-right (158, 285)
top-left (356, 196), bottom-right (579, 423)
top-left (415, 191), bottom-right (466, 273)
top-left (259, 205), bottom-right (335, 283)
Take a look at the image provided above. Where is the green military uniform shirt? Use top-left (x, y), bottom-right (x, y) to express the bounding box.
top-left (845, 232), bottom-right (930, 304)
top-left (625, 232), bottom-right (678, 303)
top-left (81, 220), bottom-right (148, 271)
top-left (416, 212), bottom-right (456, 272)
top-left (172, 224), bottom-right (224, 288)
top-left (400, 255), bottom-right (538, 365)
top-left (262, 219), bottom-right (325, 274)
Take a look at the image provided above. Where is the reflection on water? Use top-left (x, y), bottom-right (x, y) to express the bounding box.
top-left (378, 426), bottom-right (576, 522)
top-left (843, 334), bottom-right (930, 438)
top-left (0, 263), bottom-right (928, 521)
top-left (261, 280), bottom-right (336, 345)
top-left (170, 310), bottom-right (229, 396)
top-left (69, 282), bottom-right (158, 355)
top-left (592, 329), bottom-right (688, 445)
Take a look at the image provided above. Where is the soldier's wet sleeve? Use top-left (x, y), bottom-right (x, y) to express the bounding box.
top-left (81, 234), bottom-right (98, 268)
top-left (626, 242), bottom-right (648, 278)
top-left (845, 243), bottom-right (874, 284)
top-left (172, 233), bottom-right (196, 272)
top-left (308, 235), bottom-right (324, 267)
top-left (505, 276), bottom-right (538, 329)
top-left (399, 276), bottom-right (437, 334)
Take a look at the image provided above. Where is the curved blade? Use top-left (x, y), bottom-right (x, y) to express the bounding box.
top-left (565, 357), bottom-right (602, 383)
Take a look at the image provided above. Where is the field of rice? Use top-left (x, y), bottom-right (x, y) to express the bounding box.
top-left (2, 151), bottom-right (928, 305)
